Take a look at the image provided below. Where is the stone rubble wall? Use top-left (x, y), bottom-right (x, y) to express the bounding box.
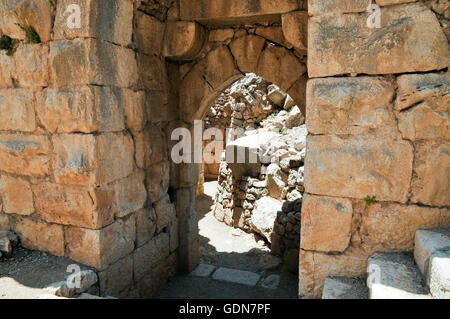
top-left (0, 0), bottom-right (179, 298)
top-left (300, 0), bottom-right (450, 298)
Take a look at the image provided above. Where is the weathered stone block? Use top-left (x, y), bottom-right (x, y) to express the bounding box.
top-left (66, 216), bottom-right (136, 270)
top-left (0, 89), bottom-right (35, 132)
top-left (410, 141), bottom-right (450, 207)
top-left (54, 0), bottom-right (133, 46)
top-left (197, 45), bottom-right (241, 91)
top-left (14, 218), bottom-right (64, 256)
top-left (306, 77), bottom-right (397, 136)
top-left (359, 203), bottom-right (447, 252)
top-left (164, 21), bottom-right (206, 61)
top-left (134, 126), bottom-right (167, 169)
top-left (396, 72), bottom-right (450, 140)
top-left (308, 3), bottom-right (449, 77)
top-left (0, 0), bottom-right (53, 42)
top-left (0, 134), bottom-right (51, 176)
top-left (257, 45), bottom-right (306, 92)
top-left (33, 183), bottom-right (114, 229)
top-left (282, 11), bottom-right (308, 51)
top-left (36, 86), bottom-right (125, 134)
top-left (50, 39), bottom-right (138, 88)
top-left (0, 52), bottom-right (14, 88)
top-left (133, 232), bottom-right (170, 280)
top-left (301, 195), bottom-right (353, 252)
top-left (0, 175), bottom-right (34, 216)
top-left (229, 35), bottom-right (266, 73)
top-left (13, 44), bottom-right (48, 88)
top-left (146, 162), bottom-right (170, 203)
top-left (122, 89), bottom-right (146, 132)
top-left (304, 135), bottom-right (413, 202)
top-left (0, 214), bottom-right (9, 230)
top-left (134, 11), bottom-right (164, 56)
top-left (180, 0), bottom-right (300, 22)
top-left (98, 255), bottom-right (133, 298)
top-left (53, 133), bottom-right (134, 186)
top-left (136, 208), bottom-right (157, 247)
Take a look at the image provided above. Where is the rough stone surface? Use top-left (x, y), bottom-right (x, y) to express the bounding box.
top-left (14, 218), bottom-right (65, 257)
top-left (212, 267), bottom-right (261, 287)
top-left (322, 277), bottom-right (368, 299)
top-left (0, 89), bottom-right (36, 132)
top-left (250, 196), bottom-right (283, 243)
top-left (396, 72), bottom-right (450, 140)
top-left (308, 3), bottom-right (450, 77)
top-left (306, 77), bottom-right (397, 136)
top-left (301, 195), bottom-right (353, 253)
top-left (304, 135), bottom-right (413, 202)
top-left (282, 11), bottom-right (308, 51)
top-left (368, 253), bottom-right (429, 299)
top-left (0, 175), bottom-right (34, 216)
top-left (410, 141), bottom-right (450, 207)
top-left (0, 134), bottom-right (51, 176)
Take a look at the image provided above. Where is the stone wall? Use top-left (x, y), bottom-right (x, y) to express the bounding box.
top-left (0, 0), bottom-right (179, 298)
top-left (300, 0), bottom-right (450, 298)
top-left (0, 0), bottom-right (448, 300)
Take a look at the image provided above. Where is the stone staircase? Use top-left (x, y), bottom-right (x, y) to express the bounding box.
top-left (322, 229), bottom-right (450, 299)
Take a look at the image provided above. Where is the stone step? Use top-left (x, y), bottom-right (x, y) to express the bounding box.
top-left (414, 229), bottom-right (450, 299)
top-left (322, 277), bottom-right (368, 299)
top-left (367, 252), bottom-right (431, 299)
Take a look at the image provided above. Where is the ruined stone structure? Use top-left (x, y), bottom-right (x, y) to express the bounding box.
top-left (0, 0), bottom-right (449, 298)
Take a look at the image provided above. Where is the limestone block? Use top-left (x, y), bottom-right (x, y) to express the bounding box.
top-left (301, 195), bottom-right (353, 252)
top-left (154, 194), bottom-right (176, 233)
top-left (146, 162), bottom-right (170, 203)
top-left (54, 0), bottom-right (133, 46)
top-left (282, 11), bottom-right (308, 51)
top-left (112, 170), bottom-right (147, 218)
top-left (0, 0), bottom-right (53, 42)
top-left (13, 44), bottom-right (48, 88)
top-left (250, 196), bottom-right (283, 243)
top-left (122, 89), bottom-right (146, 132)
top-left (98, 255), bottom-right (133, 297)
top-left (0, 52), bottom-right (14, 88)
top-left (196, 45), bottom-right (240, 91)
top-left (14, 218), bottom-right (64, 256)
top-left (229, 35), bottom-right (266, 73)
top-left (0, 214), bottom-right (9, 230)
top-left (136, 54), bottom-right (168, 91)
top-left (135, 208), bottom-right (157, 247)
top-left (50, 39), bottom-right (138, 88)
top-left (53, 133), bottom-right (134, 186)
top-left (0, 134), bottom-right (51, 176)
top-left (308, 0), bottom-right (372, 15)
top-left (66, 216), bottom-right (136, 270)
top-left (163, 21), bottom-right (206, 61)
top-left (359, 203), bottom-right (446, 252)
top-left (396, 72), bottom-right (450, 141)
top-left (308, 3), bottom-right (449, 77)
top-left (36, 86), bottom-right (125, 134)
top-left (180, 0), bottom-right (300, 22)
top-left (0, 175), bottom-right (34, 216)
top-left (0, 88), bottom-right (35, 132)
top-left (256, 45), bottom-right (306, 92)
top-left (33, 183), bottom-right (114, 229)
top-left (304, 135), bottom-right (413, 202)
top-left (266, 164), bottom-right (286, 199)
top-left (410, 141), bottom-right (450, 207)
top-left (299, 249), bottom-right (368, 298)
top-left (306, 77), bottom-right (397, 136)
top-left (133, 233), bottom-right (170, 280)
